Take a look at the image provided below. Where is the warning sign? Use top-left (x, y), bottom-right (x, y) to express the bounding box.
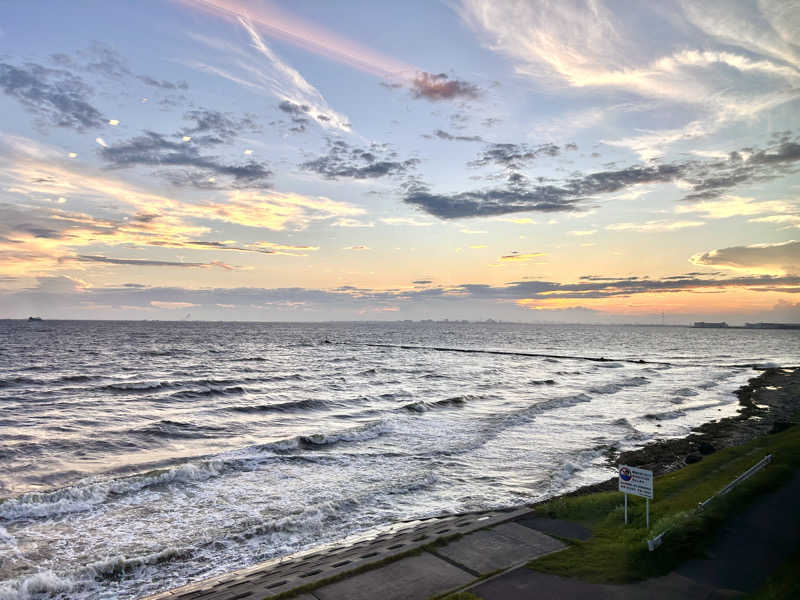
top-left (618, 465), bottom-right (653, 499)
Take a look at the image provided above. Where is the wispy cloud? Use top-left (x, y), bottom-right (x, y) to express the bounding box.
top-left (459, 0), bottom-right (800, 154)
top-left (606, 220), bottom-right (705, 232)
top-left (75, 255), bottom-right (240, 270)
top-left (690, 240), bottom-right (799, 274)
top-left (675, 195), bottom-right (795, 219)
top-left (380, 217), bottom-right (434, 226)
top-left (499, 251), bottom-right (545, 261)
top-left (179, 0), bottom-right (413, 78)
top-left (187, 16), bottom-right (351, 131)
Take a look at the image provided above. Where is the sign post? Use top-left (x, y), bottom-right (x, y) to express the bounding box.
top-left (618, 465), bottom-right (653, 528)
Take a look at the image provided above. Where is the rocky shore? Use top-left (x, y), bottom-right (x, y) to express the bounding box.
top-left (565, 367), bottom-right (800, 497)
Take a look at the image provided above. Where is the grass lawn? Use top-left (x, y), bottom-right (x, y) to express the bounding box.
top-left (528, 420), bottom-right (800, 583)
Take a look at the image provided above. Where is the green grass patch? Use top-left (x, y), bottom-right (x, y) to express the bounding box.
top-left (528, 422), bottom-right (800, 583)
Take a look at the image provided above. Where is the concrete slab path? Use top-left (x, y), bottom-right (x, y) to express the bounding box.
top-left (312, 553), bottom-right (474, 600)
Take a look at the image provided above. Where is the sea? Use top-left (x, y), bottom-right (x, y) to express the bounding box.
top-left (0, 320), bottom-right (797, 599)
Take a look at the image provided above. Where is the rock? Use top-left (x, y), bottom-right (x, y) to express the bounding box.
top-left (698, 442), bottom-right (715, 455)
top-left (769, 421), bottom-right (794, 435)
top-left (685, 454), bottom-right (703, 464)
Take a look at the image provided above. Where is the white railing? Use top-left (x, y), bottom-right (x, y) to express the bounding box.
top-left (696, 454), bottom-right (772, 511)
top-left (647, 453), bottom-right (772, 552)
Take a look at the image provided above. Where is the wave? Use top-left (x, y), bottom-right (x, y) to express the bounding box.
top-left (131, 420), bottom-right (228, 439)
top-left (589, 376), bottom-right (649, 395)
top-left (401, 395), bottom-right (474, 413)
top-left (530, 379), bottom-right (556, 385)
top-left (169, 385), bottom-right (246, 399)
top-left (58, 374), bottom-right (102, 383)
top-left (611, 417), bottom-right (650, 441)
top-left (0, 377), bottom-right (38, 389)
top-left (229, 399), bottom-right (327, 413)
top-left (297, 420), bottom-right (390, 447)
top-left (103, 381), bottom-right (170, 392)
top-left (0, 546), bottom-right (195, 600)
top-left (0, 421), bottom-right (390, 522)
top-left (261, 373), bottom-right (304, 382)
top-left (0, 462), bottom-right (225, 521)
top-left (673, 387), bottom-right (699, 397)
top-left (644, 409), bottom-right (686, 421)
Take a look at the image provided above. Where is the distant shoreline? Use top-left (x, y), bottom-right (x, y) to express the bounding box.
top-left (559, 367), bottom-right (800, 499)
top-left (5, 318), bottom-right (800, 328)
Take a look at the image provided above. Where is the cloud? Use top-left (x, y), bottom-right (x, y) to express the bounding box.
top-left (499, 251), bottom-right (545, 261)
top-left (277, 100), bottom-right (310, 116)
top-left (99, 131), bottom-right (273, 188)
top-left (146, 239), bottom-right (309, 256)
top-left (458, 0), bottom-right (800, 155)
top-left (691, 240), bottom-right (800, 274)
top-left (410, 72), bottom-right (481, 101)
top-left (332, 218), bottom-right (374, 228)
top-left (150, 301), bottom-right (199, 309)
top-left (137, 75), bottom-right (189, 90)
top-left (0, 62), bottom-right (105, 130)
top-left (675, 195), bottom-right (796, 219)
top-left (301, 139), bottom-right (419, 180)
top-left (380, 217), bottom-right (434, 226)
top-left (179, 109), bottom-right (261, 145)
top-left (180, 0), bottom-right (412, 78)
top-left (568, 229), bottom-right (597, 236)
top-left (74, 255), bottom-right (239, 269)
top-left (7, 272), bottom-right (798, 321)
top-left (344, 245), bottom-right (369, 250)
top-left (77, 41), bottom-right (131, 79)
top-left (275, 100), bottom-right (314, 133)
top-left (406, 137), bottom-right (800, 219)
top-left (749, 215), bottom-right (800, 227)
top-left (606, 220), bottom-right (705, 232)
top-left (406, 186), bottom-right (583, 219)
top-left (422, 129), bottom-right (483, 142)
top-left (2, 139), bottom-right (364, 250)
top-left (459, 1), bottom-right (800, 106)
top-left (187, 16), bottom-right (351, 131)
top-left (471, 142), bottom-right (560, 169)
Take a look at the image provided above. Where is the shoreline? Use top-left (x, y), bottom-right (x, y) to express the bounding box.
top-left (560, 366), bottom-right (800, 499)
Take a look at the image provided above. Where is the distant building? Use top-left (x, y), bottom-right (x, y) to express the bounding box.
top-left (693, 322), bottom-right (729, 328)
top-left (745, 322), bottom-right (800, 330)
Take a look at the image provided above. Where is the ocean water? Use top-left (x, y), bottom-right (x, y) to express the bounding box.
top-left (0, 320), bottom-right (797, 599)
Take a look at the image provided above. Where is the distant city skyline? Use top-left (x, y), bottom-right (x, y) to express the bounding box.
top-left (1, 0), bottom-right (798, 323)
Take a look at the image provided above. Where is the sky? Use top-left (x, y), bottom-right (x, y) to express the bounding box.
top-left (0, 0), bottom-right (798, 323)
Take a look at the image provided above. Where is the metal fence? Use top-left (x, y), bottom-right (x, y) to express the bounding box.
top-left (647, 453), bottom-right (773, 552)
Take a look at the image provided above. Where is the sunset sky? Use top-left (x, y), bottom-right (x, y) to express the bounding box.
top-left (1, 0), bottom-right (798, 323)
